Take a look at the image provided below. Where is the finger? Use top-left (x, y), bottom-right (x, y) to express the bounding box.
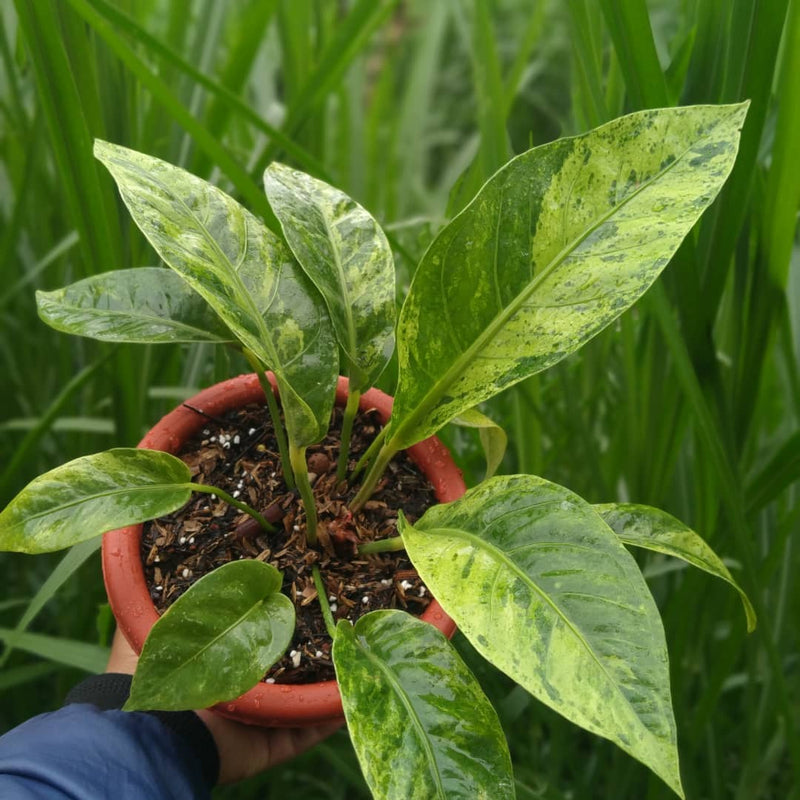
top-left (196, 710), bottom-right (342, 784)
top-left (258, 720), bottom-right (344, 769)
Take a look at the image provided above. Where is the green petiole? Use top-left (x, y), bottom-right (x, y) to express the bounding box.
top-left (189, 483), bottom-right (275, 533)
top-left (243, 349), bottom-right (295, 490)
top-left (312, 565), bottom-right (336, 639)
top-left (349, 425), bottom-right (388, 486)
top-left (349, 439), bottom-right (398, 511)
top-left (290, 444), bottom-right (318, 544)
top-left (336, 389), bottom-right (361, 481)
top-left (357, 536), bottom-right (405, 555)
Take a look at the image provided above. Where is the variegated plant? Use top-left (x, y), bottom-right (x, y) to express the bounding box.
top-left (0, 103), bottom-right (755, 799)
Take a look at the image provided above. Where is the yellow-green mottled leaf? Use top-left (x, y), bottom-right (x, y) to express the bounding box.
top-left (126, 560), bottom-right (294, 711)
top-left (333, 610), bottom-right (514, 800)
top-left (400, 475), bottom-right (684, 797)
top-left (389, 104), bottom-right (747, 449)
top-left (451, 407), bottom-right (507, 479)
top-left (36, 268), bottom-right (234, 343)
top-left (595, 503), bottom-right (756, 632)
top-left (0, 449), bottom-right (192, 554)
top-left (94, 140), bottom-right (337, 446)
top-left (264, 163), bottom-right (395, 390)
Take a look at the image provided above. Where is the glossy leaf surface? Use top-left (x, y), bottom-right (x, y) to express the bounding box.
top-left (595, 503), bottom-right (756, 632)
top-left (333, 610), bottom-right (514, 800)
top-left (126, 560), bottom-right (294, 711)
top-left (389, 104), bottom-right (747, 449)
top-left (451, 407), bottom-right (508, 479)
top-left (0, 448), bottom-right (192, 554)
top-left (400, 475), bottom-right (683, 797)
top-left (36, 267), bottom-right (233, 343)
top-left (264, 162), bottom-right (395, 390)
top-left (94, 140), bottom-right (337, 446)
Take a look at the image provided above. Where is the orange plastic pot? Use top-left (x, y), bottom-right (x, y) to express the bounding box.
top-left (102, 373), bottom-right (464, 727)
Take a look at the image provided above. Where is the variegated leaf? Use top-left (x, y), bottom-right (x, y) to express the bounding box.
top-left (0, 449), bottom-right (192, 553)
top-left (36, 268), bottom-right (233, 343)
top-left (388, 103), bottom-right (747, 449)
top-left (400, 475), bottom-right (684, 797)
top-left (451, 407), bottom-right (507, 479)
top-left (94, 140), bottom-right (337, 446)
top-left (595, 503), bottom-right (756, 632)
top-left (333, 610), bottom-right (514, 800)
top-left (264, 163), bottom-right (395, 390)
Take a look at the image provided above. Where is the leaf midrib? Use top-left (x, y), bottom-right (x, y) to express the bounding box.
top-left (351, 630), bottom-right (447, 800)
top-left (11, 482), bottom-right (191, 529)
top-left (41, 299), bottom-right (232, 342)
top-left (143, 592), bottom-right (284, 701)
top-left (617, 533), bottom-right (714, 571)
top-left (320, 203), bottom-right (358, 367)
top-left (413, 523), bottom-right (662, 745)
top-left (616, 533), bottom-right (754, 626)
top-left (390, 111), bottom-right (734, 448)
top-left (101, 149), bottom-right (282, 371)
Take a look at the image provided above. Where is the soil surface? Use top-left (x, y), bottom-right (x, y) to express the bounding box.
top-left (141, 401), bottom-right (436, 684)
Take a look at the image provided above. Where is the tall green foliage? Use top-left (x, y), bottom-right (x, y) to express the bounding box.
top-left (1, 1), bottom-right (797, 798)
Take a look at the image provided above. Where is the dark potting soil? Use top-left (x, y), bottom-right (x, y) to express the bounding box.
top-left (141, 401), bottom-right (436, 684)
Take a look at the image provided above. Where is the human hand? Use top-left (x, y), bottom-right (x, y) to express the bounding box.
top-left (106, 629), bottom-right (342, 784)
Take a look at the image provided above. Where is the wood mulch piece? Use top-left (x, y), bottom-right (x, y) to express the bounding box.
top-left (141, 401), bottom-right (436, 684)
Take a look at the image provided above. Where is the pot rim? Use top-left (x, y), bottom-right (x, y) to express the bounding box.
top-left (102, 373), bottom-right (465, 726)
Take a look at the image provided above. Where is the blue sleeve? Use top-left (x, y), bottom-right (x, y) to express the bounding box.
top-left (0, 703), bottom-right (212, 800)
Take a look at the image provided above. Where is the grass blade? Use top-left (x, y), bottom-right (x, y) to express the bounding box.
top-left (0, 662), bottom-right (60, 692)
top-left (64, 0), bottom-right (277, 229)
top-left (0, 627), bottom-right (108, 673)
top-left (12, 0), bottom-right (120, 274)
top-left (599, 0), bottom-right (670, 108)
top-left (0, 356), bottom-right (111, 502)
top-left (253, 0), bottom-right (399, 173)
top-left (79, 0), bottom-right (328, 180)
top-left (0, 539), bottom-right (100, 669)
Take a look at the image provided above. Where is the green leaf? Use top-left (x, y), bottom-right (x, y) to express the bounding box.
top-left (0, 538), bottom-right (101, 670)
top-left (0, 599), bottom-right (29, 613)
top-left (93, 140), bottom-right (338, 447)
top-left (333, 610), bottom-right (514, 800)
top-left (125, 560), bottom-right (294, 711)
top-left (0, 357), bottom-right (110, 501)
top-left (0, 448), bottom-right (193, 554)
top-left (745, 430), bottom-right (800, 514)
top-left (0, 417), bottom-right (115, 435)
top-left (451, 407), bottom-right (508, 479)
top-left (64, 0), bottom-right (275, 227)
top-left (0, 663), bottom-right (60, 692)
top-left (595, 503), bottom-right (757, 633)
top-left (0, 628), bottom-right (108, 673)
top-left (400, 475), bottom-right (684, 797)
top-left (36, 268), bottom-right (234, 344)
top-left (388, 103), bottom-right (748, 449)
top-left (264, 162), bottom-right (395, 390)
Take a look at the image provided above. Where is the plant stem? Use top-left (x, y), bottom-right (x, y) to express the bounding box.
top-left (357, 536), bottom-right (405, 555)
top-left (243, 349), bottom-right (295, 489)
top-left (190, 484), bottom-right (276, 532)
top-left (312, 565), bottom-right (337, 639)
top-left (289, 444), bottom-right (318, 544)
top-left (262, 385), bottom-right (295, 490)
top-left (349, 440), bottom-right (397, 511)
top-left (336, 388), bottom-right (361, 480)
top-left (349, 424), bottom-right (388, 484)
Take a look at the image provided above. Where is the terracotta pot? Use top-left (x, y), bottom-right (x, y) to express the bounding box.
top-left (102, 373), bottom-right (465, 727)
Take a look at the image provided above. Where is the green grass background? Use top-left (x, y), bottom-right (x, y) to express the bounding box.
top-left (1, 1), bottom-right (798, 797)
